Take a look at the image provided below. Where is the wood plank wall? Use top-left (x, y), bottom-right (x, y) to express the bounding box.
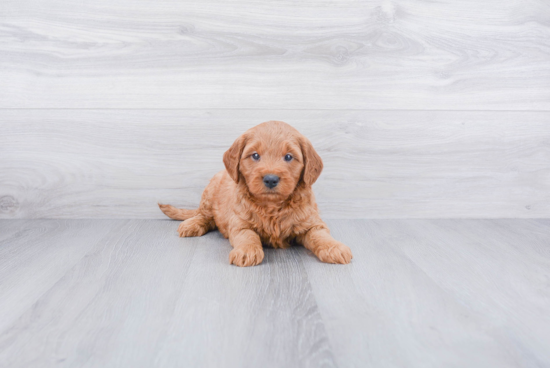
top-left (1, 0), bottom-right (549, 218)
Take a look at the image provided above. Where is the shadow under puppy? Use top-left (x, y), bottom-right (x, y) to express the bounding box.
top-left (159, 120), bottom-right (352, 267)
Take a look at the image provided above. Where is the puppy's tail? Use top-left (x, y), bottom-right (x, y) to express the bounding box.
top-left (158, 203), bottom-right (199, 220)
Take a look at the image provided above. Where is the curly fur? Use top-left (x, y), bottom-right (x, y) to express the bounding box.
top-left (159, 120), bottom-right (353, 267)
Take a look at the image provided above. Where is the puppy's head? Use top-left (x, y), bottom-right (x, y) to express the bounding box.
top-left (223, 121), bottom-right (323, 201)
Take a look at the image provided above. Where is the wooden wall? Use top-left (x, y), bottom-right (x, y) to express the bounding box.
top-left (1, 0), bottom-right (549, 218)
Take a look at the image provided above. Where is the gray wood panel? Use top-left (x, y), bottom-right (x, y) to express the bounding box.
top-left (1, 219), bottom-right (549, 367)
top-left (1, 109), bottom-right (549, 219)
top-left (1, 0), bottom-right (549, 109)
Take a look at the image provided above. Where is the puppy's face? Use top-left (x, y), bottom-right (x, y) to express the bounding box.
top-left (223, 121), bottom-right (323, 202)
top-left (239, 133), bottom-right (304, 200)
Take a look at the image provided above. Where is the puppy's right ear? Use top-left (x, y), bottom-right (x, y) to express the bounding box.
top-left (223, 134), bottom-right (247, 183)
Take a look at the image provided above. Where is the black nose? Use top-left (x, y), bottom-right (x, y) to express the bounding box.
top-left (263, 174), bottom-right (280, 189)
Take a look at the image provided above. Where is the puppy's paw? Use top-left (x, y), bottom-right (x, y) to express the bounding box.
top-left (229, 245), bottom-right (264, 267)
top-left (316, 241), bottom-right (353, 264)
top-left (177, 220), bottom-right (207, 237)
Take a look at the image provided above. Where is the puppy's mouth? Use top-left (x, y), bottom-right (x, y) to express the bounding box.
top-left (260, 189), bottom-right (283, 198)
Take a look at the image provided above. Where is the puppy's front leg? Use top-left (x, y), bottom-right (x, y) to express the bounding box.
top-left (302, 228), bottom-right (352, 264)
top-left (229, 229), bottom-right (264, 267)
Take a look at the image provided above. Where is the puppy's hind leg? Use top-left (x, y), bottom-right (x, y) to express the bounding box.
top-left (160, 171), bottom-right (220, 238)
top-left (158, 203), bottom-right (213, 237)
top-left (177, 215), bottom-right (215, 238)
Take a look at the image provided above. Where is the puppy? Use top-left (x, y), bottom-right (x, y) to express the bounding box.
top-left (159, 120), bottom-right (352, 267)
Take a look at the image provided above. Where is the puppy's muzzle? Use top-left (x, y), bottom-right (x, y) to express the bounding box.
top-left (263, 174), bottom-right (280, 189)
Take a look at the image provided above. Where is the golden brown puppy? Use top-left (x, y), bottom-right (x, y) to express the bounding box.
top-left (159, 121), bottom-right (352, 267)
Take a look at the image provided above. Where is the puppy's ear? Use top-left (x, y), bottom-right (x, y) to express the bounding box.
top-left (223, 134), bottom-right (247, 183)
top-left (300, 136), bottom-right (323, 186)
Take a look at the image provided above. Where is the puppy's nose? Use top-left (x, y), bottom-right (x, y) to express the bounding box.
top-left (263, 174), bottom-right (280, 189)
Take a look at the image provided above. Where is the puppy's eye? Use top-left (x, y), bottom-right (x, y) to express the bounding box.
top-left (284, 154), bottom-right (293, 162)
top-left (251, 153), bottom-right (260, 161)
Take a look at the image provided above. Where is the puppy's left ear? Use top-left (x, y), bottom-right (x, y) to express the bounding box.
top-left (223, 134), bottom-right (247, 183)
top-left (300, 136), bottom-right (323, 186)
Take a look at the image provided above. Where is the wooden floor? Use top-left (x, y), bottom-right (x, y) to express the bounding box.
top-left (1, 219), bottom-right (549, 367)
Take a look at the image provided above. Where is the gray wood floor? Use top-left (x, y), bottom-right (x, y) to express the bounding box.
top-left (1, 219), bottom-right (549, 368)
